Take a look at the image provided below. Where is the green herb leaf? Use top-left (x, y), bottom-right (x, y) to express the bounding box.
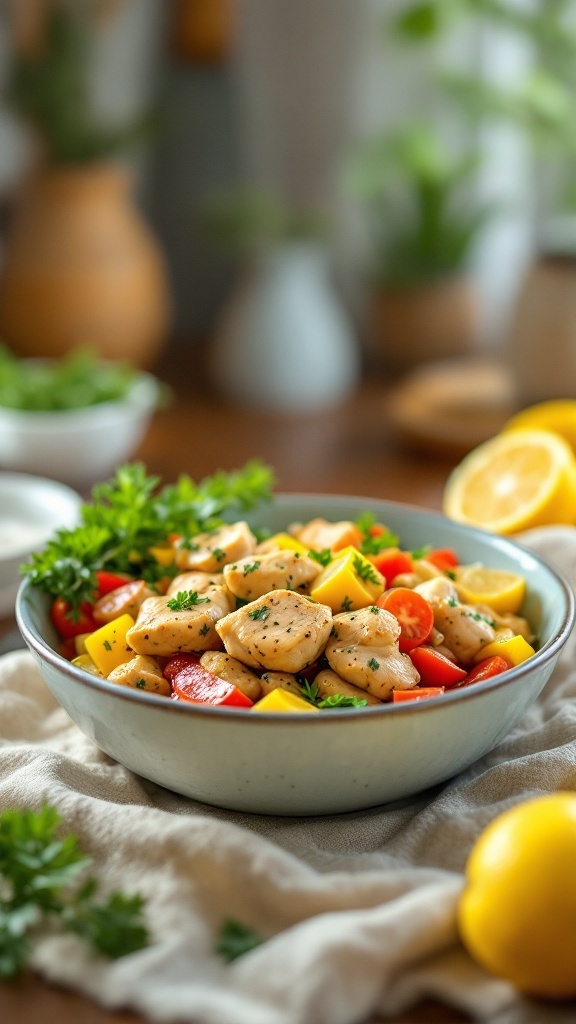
top-left (0, 805), bottom-right (149, 978)
top-left (216, 919), bottom-right (264, 962)
top-left (308, 549), bottom-right (332, 567)
top-left (166, 590), bottom-right (210, 612)
top-left (248, 605), bottom-right (270, 621)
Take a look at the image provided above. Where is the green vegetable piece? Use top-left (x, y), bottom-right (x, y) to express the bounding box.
top-left (216, 919), bottom-right (264, 962)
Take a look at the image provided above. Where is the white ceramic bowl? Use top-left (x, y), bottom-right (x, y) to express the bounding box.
top-left (0, 473), bottom-right (82, 616)
top-left (0, 372), bottom-right (159, 488)
top-left (15, 495), bottom-right (575, 816)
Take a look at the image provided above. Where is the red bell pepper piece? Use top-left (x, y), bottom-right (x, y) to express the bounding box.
top-left (51, 597), bottom-right (97, 640)
top-left (408, 645), bottom-right (467, 689)
top-left (369, 547), bottom-right (414, 587)
top-left (392, 687), bottom-right (445, 702)
top-left (95, 570), bottom-right (131, 596)
top-left (463, 655), bottom-right (512, 686)
top-left (164, 654), bottom-right (253, 707)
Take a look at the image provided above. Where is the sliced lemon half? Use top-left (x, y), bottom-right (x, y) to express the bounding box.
top-left (454, 564), bottom-right (526, 614)
top-left (443, 428), bottom-right (576, 534)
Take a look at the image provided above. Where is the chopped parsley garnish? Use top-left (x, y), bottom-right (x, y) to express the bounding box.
top-left (308, 549), bottom-right (332, 567)
top-left (212, 547), bottom-right (226, 562)
top-left (355, 512), bottom-right (399, 556)
top-left (248, 605), bottom-right (270, 621)
top-left (299, 680), bottom-right (367, 709)
top-left (216, 919), bottom-right (264, 962)
top-left (445, 569), bottom-right (457, 580)
top-left (21, 460), bottom-right (275, 613)
top-left (341, 596), bottom-right (353, 611)
top-left (352, 554), bottom-right (380, 585)
top-left (102, 640), bottom-right (112, 651)
top-left (242, 561), bottom-right (261, 576)
top-left (135, 678), bottom-right (146, 688)
top-left (0, 805), bottom-right (149, 979)
top-left (166, 590), bottom-right (210, 611)
top-left (410, 545), bottom-right (432, 560)
top-left (367, 657), bottom-right (380, 671)
top-left (448, 596), bottom-right (459, 607)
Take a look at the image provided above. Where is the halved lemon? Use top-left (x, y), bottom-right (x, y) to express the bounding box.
top-left (454, 565), bottom-right (526, 614)
top-left (502, 400), bottom-right (576, 453)
top-left (443, 428), bottom-right (576, 534)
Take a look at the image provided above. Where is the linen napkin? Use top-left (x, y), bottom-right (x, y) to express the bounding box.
top-left (1, 527), bottom-right (576, 1024)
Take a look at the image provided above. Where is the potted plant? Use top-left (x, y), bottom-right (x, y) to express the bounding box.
top-left (349, 122), bottom-right (491, 373)
top-left (388, 0), bottom-right (576, 398)
top-left (0, 2), bottom-right (171, 369)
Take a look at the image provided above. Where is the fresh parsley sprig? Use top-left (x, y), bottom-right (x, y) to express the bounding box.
top-left (355, 512), bottom-right (399, 556)
top-left (216, 919), bottom-right (264, 962)
top-left (166, 590), bottom-right (210, 612)
top-left (21, 460), bottom-right (275, 612)
top-left (0, 805), bottom-right (149, 979)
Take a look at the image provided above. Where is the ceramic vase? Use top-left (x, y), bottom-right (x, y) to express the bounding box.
top-left (209, 242), bottom-right (361, 411)
top-left (0, 162), bottom-right (171, 368)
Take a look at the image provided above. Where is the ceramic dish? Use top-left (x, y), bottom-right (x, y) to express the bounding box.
top-left (0, 371), bottom-right (159, 488)
top-left (15, 494), bottom-right (575, 816)
top-left (0, 473), bottom-right (82, 617)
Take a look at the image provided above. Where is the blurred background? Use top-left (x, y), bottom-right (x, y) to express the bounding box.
top-left (0, 0), bottom-right (575, 428)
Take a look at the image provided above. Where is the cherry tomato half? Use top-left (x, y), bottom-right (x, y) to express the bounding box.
top-left (377, 587), bottom-right (434, 653)
top-left (370, 548), bottom-right (414, 587)
top-left (392, 687), bottom-right (445, 702)
top-left (464, 655), bottom-right (512, 686)
top-left (50, 597), bottom-right (97, 640)
top-left (408, 645), bottom-right (467, 689)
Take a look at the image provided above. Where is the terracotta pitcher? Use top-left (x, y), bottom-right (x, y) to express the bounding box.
top-left (0, 162), bottom-right (171, 368)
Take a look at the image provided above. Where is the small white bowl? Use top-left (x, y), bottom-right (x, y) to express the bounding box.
top-left (0, 372), bottom-right (159, 488)
top-left (0, 473), bottom-right (82, 616)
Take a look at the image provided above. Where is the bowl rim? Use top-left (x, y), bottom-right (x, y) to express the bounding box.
top-left (15, 492), bottom-right (576, 723)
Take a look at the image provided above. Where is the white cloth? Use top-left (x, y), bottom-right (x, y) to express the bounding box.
top-left (2, 527), bottom-right (576, 1024)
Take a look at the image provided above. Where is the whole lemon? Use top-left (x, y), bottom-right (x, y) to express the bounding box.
top-left (458, 793), bottom-right (576, 999)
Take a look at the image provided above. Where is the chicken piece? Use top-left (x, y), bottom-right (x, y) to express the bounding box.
top-left (93, 579), bottom-right (154, 625)
top-left (313, 668), bottom-right (382, 705)
top-left (108, 654), bottom-right (170, 696)
top-left (215, 589), bottom-right (332, 673)
top-left (259, 671), bottom-right (303, 698)
top-left (292, 518), bottom-right (360, 553)
top-left (325, 606), bottom-right (419, 700)
top-left (415, 578), bottom-right (495, 665)
top-left (126, 585), bottom-right (232, 657)
top-left (475, 604), bottom-right (534, 644)
top-left (199, 651), bottom-right (262, 702)
top-left (223, 550), bottom-right (320, 602)
top-left (167, 571), bottom-right (225, 596)
top-left (174, 521), bottom-right (257, 573)
top-left (393, 559), bottom-right (444, 589)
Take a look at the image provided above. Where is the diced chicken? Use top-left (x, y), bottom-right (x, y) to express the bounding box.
top-left (93, 579), bottom-right (154, 625)
top-left (313, 668), bottom-right (382, 705)
top-left (167, 571), bottom-right (225, 596)
top-left (215, 589), bottom-right (332, 673)
top-left (325, 606), bottom-right (419, 700)
top-left (199, 651), bottom-right (262, 702)
top-left (174, 521), bottom-right (257, 573)
top-left (223, 550), bottom-right (320, 602)
top-left (476, 604), bottom-right (534, 644)
top-left (415, 579), bottom-right (495, 665)
top-left (393, 559), bottom-right (444, 589)
top-left (126, 585), bottom-right (232, 657)
top-left (259, 671), bottom-right (303, 697)
top-left (292, 518), bottom-right (360, 553)
top-left (108, 654), bottom-right (170, 696)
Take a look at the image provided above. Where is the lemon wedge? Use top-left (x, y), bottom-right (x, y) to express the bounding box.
top-left (454, 564), bottom-right (526, 614)
top-left (443, 428), bottom-right (576, 534)
top-left (502, 400), bottom-right (576, 453)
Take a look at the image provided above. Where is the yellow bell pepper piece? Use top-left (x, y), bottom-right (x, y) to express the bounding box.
top-left (310, 545), bottom-right (384, 612)
top-left (474, 634), bottom-right (535, 666)
top-left (73, 632), bottom-right (92, 656)
top-left (252, 689), bottom-right (320, 713)
top-left (84, 614), bottom-right (135, 676)
top-left (71, 653), bottom-right (103, 676)
top-left (259, 531), bottom-right (309, 555)
top-left (149, 545), bottom-right (176, 567)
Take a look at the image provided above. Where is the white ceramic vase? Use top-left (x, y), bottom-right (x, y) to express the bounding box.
top-left (209, 242), bottom-right (361, 411)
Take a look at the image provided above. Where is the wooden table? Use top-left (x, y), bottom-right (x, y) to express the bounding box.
top-left (0, 355), bottom-right (500, 1024)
